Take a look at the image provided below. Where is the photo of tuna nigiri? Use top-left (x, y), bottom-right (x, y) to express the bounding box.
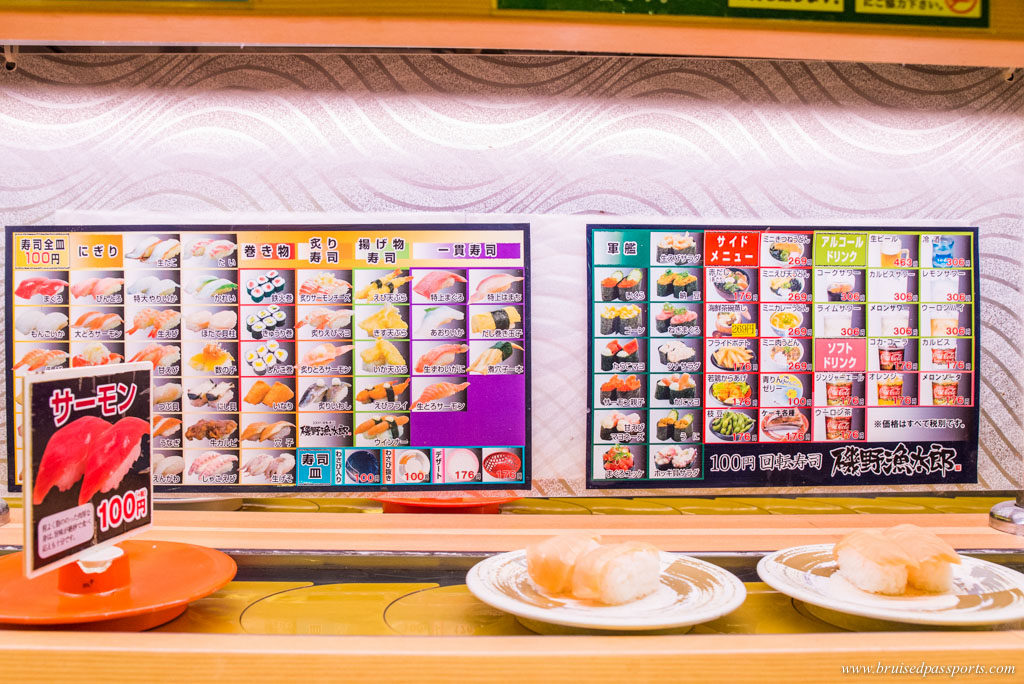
top-left (414, 343), bottom-right (470, 373)
top-left (412, 381), bottom-right (470, 410)
top-left (468, 273), bottom-right (524, 303)
top-left (413, 270), bottom-right (467, 299)
top-left (14, 276), bottom-right (68, 300)
top-left (31, 415), bottom-right (111, 505)
top-left (77, 417), bottom-right (150, 505)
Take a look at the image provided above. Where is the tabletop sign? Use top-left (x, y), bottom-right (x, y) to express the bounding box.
top-left (497, 0), bottom-right (986, 28)
top-left (22, 362), bottom-right (152, 578)
top-left (6, 224), bottom-right (531, 493)
top-left (587, 225), bottom-right (979, 489)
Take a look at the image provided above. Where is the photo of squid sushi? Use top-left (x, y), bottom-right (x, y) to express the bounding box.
top-left (127, 274), bottom-right (179, 301)
top-left (126, 236), bottom-right (181, 265)
top-left (355, 268), bottom-right (414, 302)
top-left (15, 309), bottom-right (70, 339)
top-left (470, 305), bottom-right (522, 334)
top-left (414, 305), bottom-right (465, 338)
top-left (184, 273), bottom-right (238, 302)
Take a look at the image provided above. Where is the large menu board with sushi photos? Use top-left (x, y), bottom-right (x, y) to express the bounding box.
top-left (587, 224), bottom-right (980, 489)
top-left (6, 224), bottom-right (530, 493)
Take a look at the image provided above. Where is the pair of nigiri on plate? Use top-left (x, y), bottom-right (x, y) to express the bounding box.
top-left (413, 270), bottom-right (523, 304)
top-left (834, 524), bottom-right (961, 595)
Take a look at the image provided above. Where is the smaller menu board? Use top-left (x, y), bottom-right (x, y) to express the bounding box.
top-left (587, 224), bottom-right (979, 489)
top-left (22, 363), bottom-right (152, 577)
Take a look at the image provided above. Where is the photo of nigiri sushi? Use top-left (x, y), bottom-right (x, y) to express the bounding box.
top-left (240, 452), bottom-right (295, 484)
top-left (295, 306), bottom-right (353, 332)
top-left (70, 276), bottom-right (125, 301)
top-left (413, 270), bottom-right (467, 302)
top-left (76, 416), bottom-right (151, 506)
top-left (468, 271), bottom-right (524, 304)
top-left (411, 379), bottom-right (470, 411)
top-left (240, 420), bottom-right (295, 444)
top-left (71, 311), bottom-right (124, 334)
top-left (128, 342), bottom-right (181, 368)
top-left (153, 454), bottom-right (186, 479)
top-left (13, 346), bottom-right (69, 372)
top-left (184, 274), bottom-right (238, 301)
top-left (14, 275), bottom-right (68, 301)
top-left (153, 382), bottom-right (183, 406)
top-left (413, 305), bottom-right (465, 338)
top-left (298, 378), bottom-right (351, 409)
top-left (300, 343), bottom-right (354, 369)
top-left (184, 237), bottom-right (237, 262)
top-left (414, 343), bottom-right (470, 373)
top-left (185, 451), bottom-right (238, 483)
top-left (188, 342), bottom-right (235, 372)
top-left (127, 275), bottom-right (179, 300)
top-left (187, 380), bottom-right (236, 408)
top-left (357, 302), bottom-right (408, 336)
top-left (298, 271), bottom-right (352, 302)
top-left (126, 307), bottom-right (181, 339)
top-left (354, 378), bottom-right (409, 406)
top-left (15, 310), bottom-right (69, 338)
top-left (355, 268), bottom-right (413, 302)
top-left (126, 236), bottom-right (181, 264)
top-left (153, 415), bottom-right (183, 437)
top-left (467, 341), bottom-right (524, 375)
top-left (184, 309), bottom-right (238, 335)
top-left (71, 342), bottom-right (124, 367)
top-left (354, 415), bottom-right (409, 440)
top-left (470, 306), bottom-right (522, 334)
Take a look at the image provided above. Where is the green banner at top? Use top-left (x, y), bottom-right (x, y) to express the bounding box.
top-left (496, 0), bottom-right (987, 28)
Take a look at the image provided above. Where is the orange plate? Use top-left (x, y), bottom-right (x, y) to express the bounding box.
top-left (0, 540), bottom-right (236, 627)
top-left (374, 496), bottom-right (520, 514)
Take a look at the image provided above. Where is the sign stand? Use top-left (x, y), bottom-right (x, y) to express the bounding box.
top-left (0, 539), bottom-right (236, 631)
top-left (989, 494), bottom-right (1024, 536)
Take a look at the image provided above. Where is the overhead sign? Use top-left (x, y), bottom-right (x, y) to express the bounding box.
top-left (497, 0), bottom-right (987, 28)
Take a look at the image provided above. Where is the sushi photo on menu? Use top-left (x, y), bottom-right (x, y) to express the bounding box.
top-left (21, 362), bottom-right (153, 577)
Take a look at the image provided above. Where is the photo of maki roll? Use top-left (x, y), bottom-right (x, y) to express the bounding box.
top-left (657, 409), bottom-right (678, 441)
top-left (673, 273), bottom-right (699, 298)
top-left (601, 270), bottom-right (623, 301)
top-left (656, 271), bottom-right (675, 297)
top-left (616, 269), bottom-right (644, 300)
top-left (600, 306), bottom-right (618, 335)
top-left (670, 374), bottom-right (697, 404)
top-left (673, 413), bottom-right (694, 441)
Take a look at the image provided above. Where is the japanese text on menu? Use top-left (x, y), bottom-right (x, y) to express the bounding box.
top-left (8, 225), bottom-right (530, 492)
top-left (588, 226), bottom-right (978, 488)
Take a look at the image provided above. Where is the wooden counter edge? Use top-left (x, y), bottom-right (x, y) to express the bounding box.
top-left (2, 630), bottom-right (1024, 683)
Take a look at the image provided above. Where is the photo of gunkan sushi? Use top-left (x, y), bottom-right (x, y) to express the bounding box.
top-left (597, 304), bottom-right (646, 336)
top-left (652, 268), bottom-right (701, 300)
top-left (653, 409), bottom-right (699, 443)
top-left (653, 232), bottom-right (700, 265)
top-left (652, 373), bottom-right (699, 406)
top-left (597, 268), bottom-right (646, 302)
top-left (595, 411), bottom-right (645, 443)
top-left (652, 445), bottom-right (699, 474)
top-left (598, 338), bottom-right (643, 372)
top-left (598, 374), bottom-right (644, 407)
top-left (652, 303), bottom-right (700, 337)
top-left (654, 339), bottom-right (698, 371)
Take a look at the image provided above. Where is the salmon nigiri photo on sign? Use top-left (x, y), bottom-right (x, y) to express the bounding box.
top-left (22, 362), bottom-right (152, 577)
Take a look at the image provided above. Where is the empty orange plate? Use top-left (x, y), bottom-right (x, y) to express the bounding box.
top-left (374, 496), bottom-right (520, 514)
top-left (0, 540), bottom-right (236, 630)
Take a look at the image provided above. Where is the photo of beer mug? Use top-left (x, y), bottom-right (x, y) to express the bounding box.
top-left (880, 238), bottom-right (910, 268)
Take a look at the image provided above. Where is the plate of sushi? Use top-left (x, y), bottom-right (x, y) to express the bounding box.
top-left (467, 534), bottom-right (746, 631)
top-left (599, 268), bottom-right (645, 302)
top-left (654, 233), bottom-right (699, 265)
top-left (654, 269), bottom-right (699, 300)
top-left (758, 525), bottom-right (1024, 626)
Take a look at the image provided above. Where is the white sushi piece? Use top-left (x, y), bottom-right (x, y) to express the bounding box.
top-left (207, 240), bottom-right (236, 259)
top-left (267, 340), bottom-right (280, 352)
top-left (256, 345), bottom-right (268, 356)
top-left (128, 275), bottom-right (160, 295)
top-left (273, 349), bottom-right (287, 363)
top-left (205, 382), bottom-right (234, 404)
top-left (245, 351), bottom-right (258, 364)
top-left (197, 278), bottom-right (236, 299)
top-left (186, 311), bottom-right (212, 331)
top-left (15, 310), bottom-right (46, 335)
top-left (145, 239), bottom-right (181, 264)
top-left (127, 236), bottom-right (161, 260)
top-left (834, 530), bottom-right (915, 595)
top-left (415, 306), bottom-right (465, 336)
top-left (209, 310), bottom-right (238, 330)
top-left (187, 380), bottom-right (215, 402)
top-left (185, 238), bottom-right (213, 258)
top-left (153, 279), bottom-right (179, 296)
top-left (41, 312), bottom-right (70, 332)
top-left (154, 456), bottom-right (185, 477)
top-left (153, 383), bottom-right (183, 404)
top-left (186, 275), bottom-right (218, 295)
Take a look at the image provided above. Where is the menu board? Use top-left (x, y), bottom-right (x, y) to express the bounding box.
top-left (587, 225), bottom-right (979, 489)
top-left (7, 224), bottom-right (530, 492)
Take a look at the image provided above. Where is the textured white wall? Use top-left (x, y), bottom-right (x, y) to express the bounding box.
top-left (1, 54), bottom-right (1021, 495)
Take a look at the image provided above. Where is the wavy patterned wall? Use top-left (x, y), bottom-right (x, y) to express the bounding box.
top-left (0, 53), bottom-right (1021, 495)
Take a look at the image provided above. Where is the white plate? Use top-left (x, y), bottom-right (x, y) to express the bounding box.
top-left (467, 550), bottom-right (746, 631)
top-left (758, 544), bottom-right (1024, 626)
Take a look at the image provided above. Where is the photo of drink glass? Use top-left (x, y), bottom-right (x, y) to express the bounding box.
top-left (931, 236), bottom-right (955, 268)
top-left (880, 238), bottom-right (911, 268)
top-left (880, 309), bottom-right (910, 337)
top-left (927, 271), bottom-right (961, 303)
top-left (930, 339), bottom-right (957, 369)
top-left (826, 273), bottom-right (855, 301)
top-left (930, 317), bottom-right (960, 336)
top-left (878, 345), bottom-right (905, 371)
top-left (822, 309), bottom-right (853, 337)
top-left (931, 374), bottom-right (960, 406)
top-left (824, 408), bottom-right (853, 440)
top-left (876, 374), bottom-right (905, 405)
top-left (868, 271), bottom-right (908, 302)
top-left (826, 376), bottom-right (854, 406)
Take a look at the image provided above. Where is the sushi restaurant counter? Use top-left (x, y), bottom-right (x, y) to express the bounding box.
top-left (2, 501), bottom-right (1024, 682)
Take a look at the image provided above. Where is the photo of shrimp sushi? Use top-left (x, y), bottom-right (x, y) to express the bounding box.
top-left (355, 268), bottom-right (413, 302)
top-left (468, 270), bottom-right (524, 304)
top-left (15, 310), bottom-right (69, 339)
top-left (294, 306), bottom-right (353, 332)
top-left (184, 450), bottom-right (239, 484)
top-left (14, 273), bottom-right (69, 302)
top-left (411, 379), bottom-right (470, 411)
top-left (126, 235), bottom-right (181, 265)
top-left (126, 307), bottom-right (181, 339)
top-left (412, 270), bottom-right (467, 302)
top-left (70, 275), bottom-right (125, 302)
top-left (128, 342), bottom-right (181, 369)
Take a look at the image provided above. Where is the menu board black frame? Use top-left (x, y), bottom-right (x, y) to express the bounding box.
top-left (586, 224), bottom-right (981, 490)
top-left (6, 223), bottom-right (531, 493)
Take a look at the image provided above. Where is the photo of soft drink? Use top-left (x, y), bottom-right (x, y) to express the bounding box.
top-left (931, 375), bottom-right (959, 406)
top-left (932, 236), bottom-right (955, 268)
top-left (876, 375), bottom-right (904, 405)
